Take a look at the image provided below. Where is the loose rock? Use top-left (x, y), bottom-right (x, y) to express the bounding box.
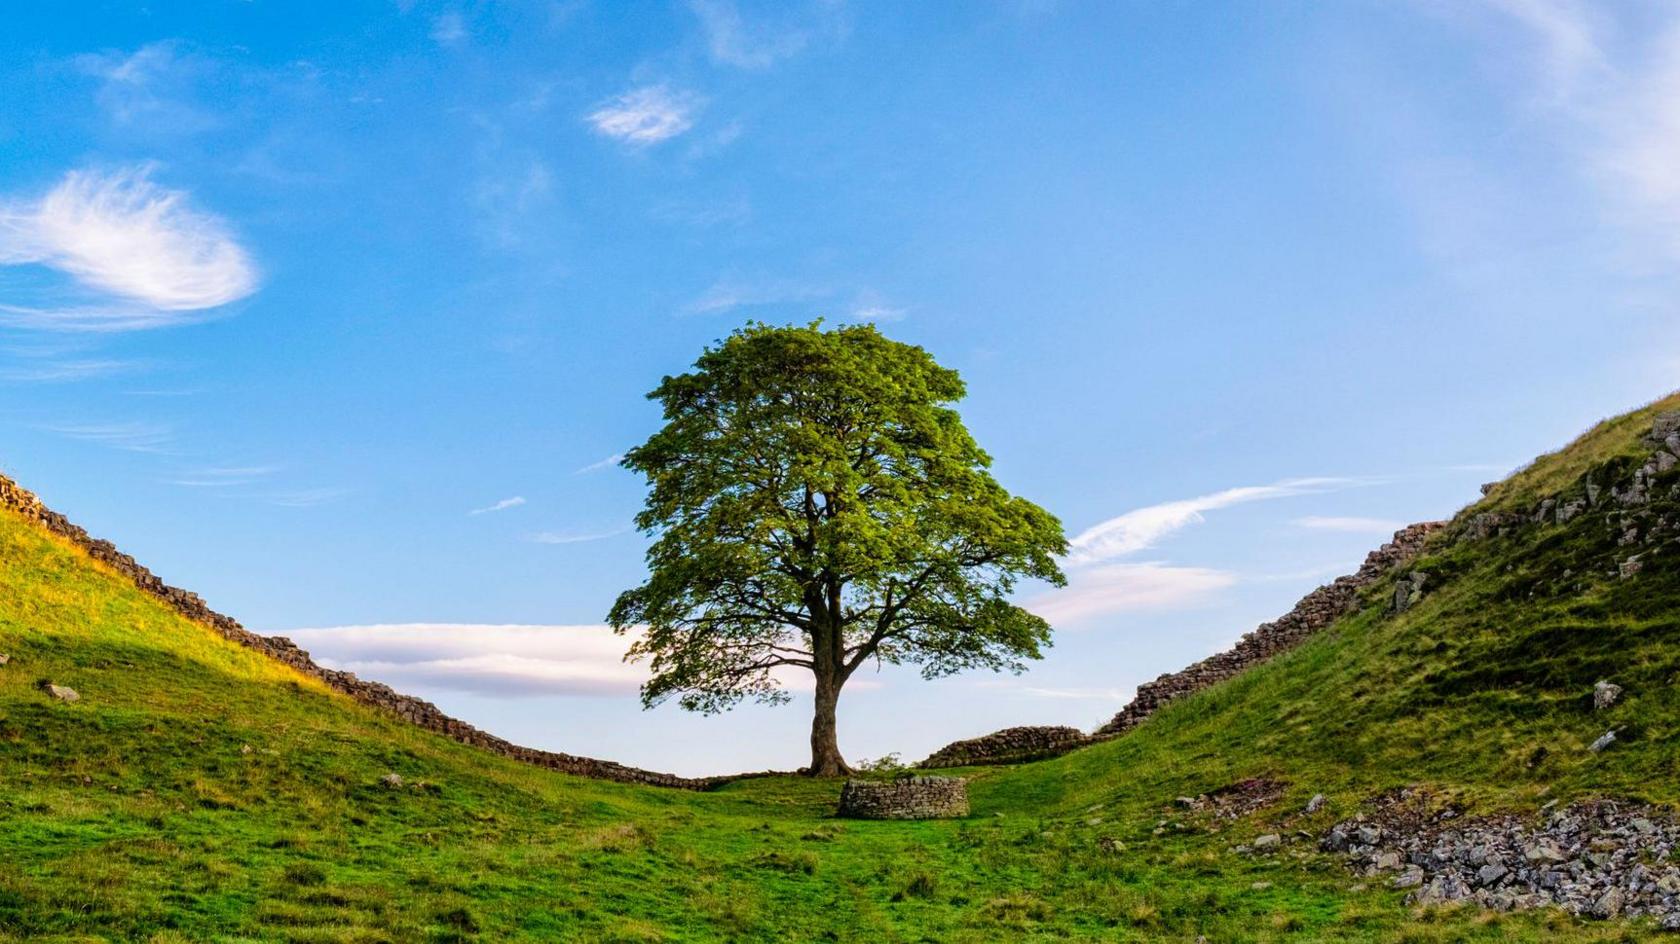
top-left (39, 682), bottom-right (79, 703)
top-left (1594, 680), bottom-right (1624, 711)
top-left (1325, 794), bottom-right (1680, 925)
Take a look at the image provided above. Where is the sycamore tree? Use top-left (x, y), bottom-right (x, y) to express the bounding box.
top-left (609, 322), bottom-right (1066, 776)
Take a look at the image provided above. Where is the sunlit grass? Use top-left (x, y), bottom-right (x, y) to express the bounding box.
top-left (2, 392), bottom-right (1678, 940)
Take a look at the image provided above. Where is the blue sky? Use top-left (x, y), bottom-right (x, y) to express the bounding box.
top-left (2, 1), bottom-right (1677, 775)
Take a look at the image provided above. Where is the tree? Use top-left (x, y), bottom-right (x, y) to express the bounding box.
top-left (608, 322), bottom-right (1067, 776)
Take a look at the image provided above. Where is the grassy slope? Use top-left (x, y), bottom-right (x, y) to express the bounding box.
top-left (1, 393), bottom-right (1677, 942)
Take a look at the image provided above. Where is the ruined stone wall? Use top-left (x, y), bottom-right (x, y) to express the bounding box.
top-left (1092, 520), bottom-right (1444, 737)
top-left (0, 472), bottom-right (717, 790)
top-left (917, 725), bottom-right (1089, 769)
top-left (837, 776), bottom-right (969, 819)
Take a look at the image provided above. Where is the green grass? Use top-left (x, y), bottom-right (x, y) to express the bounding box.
top-left (2, 392), bottom-right (1678, 941)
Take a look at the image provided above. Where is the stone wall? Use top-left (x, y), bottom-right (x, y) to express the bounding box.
top-left (0, 472), bottom-right (718, 790)
top-left (1093, 520), bottom-right (1443, 737)
top-left (917, 725), bottom-right (1089, 769)
top-left (837, 775), bottom-right (969, 819)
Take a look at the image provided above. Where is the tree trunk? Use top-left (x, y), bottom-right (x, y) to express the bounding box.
top-left (807, 673), bottom-right (850, 776)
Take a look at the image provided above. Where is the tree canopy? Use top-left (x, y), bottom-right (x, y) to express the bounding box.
top-left (608, 322), bottom-right (1066, 775)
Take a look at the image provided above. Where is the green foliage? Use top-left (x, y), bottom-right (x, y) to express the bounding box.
top-left (2, 391), bottom-right (1679, 940)
top-left (609, 322), bottom-right (1066, 769)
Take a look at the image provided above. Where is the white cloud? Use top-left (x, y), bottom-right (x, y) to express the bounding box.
top-left (431, 11), bottom-right (467, 45)
top-left (0, 166), bottom-right (259, 330)
top-left (688, 0), bottom-right (846, 69)
top-left (1472, 2), bottom-right (1680, 261)
top-left (1065, 477), bottom-right (1357, 565)
top-left (0, 358), bottom-right (143, 383)
top-left (167, 465), bottom-right (275, 488)
top-left (682, 276), bottom-right (824, 316)
top-left (279, 623), bottom-right (647, 697)
top-left (1292, 515), bottom-right (1405, 534)
top-left (74, 42), bottom-right (216, 134)
top-left (530, 527), bottom-right (629, 545)
top-left (42, 420), bottom-right (174, 453)
top-left (1025, 562), bottom-right (1235, 626)
top-left (575, 454), bottom-right (624, 474)
top-left (974, 679), bottom-right (1131, 702)
top-left (848, 304), bottom-right (907, 323)
top-left (470, 496), bottom-right (526, 515)
top-left (689, 0), bottom-right (811, 68)
top-left (587, 86), bottom-right (699, 144)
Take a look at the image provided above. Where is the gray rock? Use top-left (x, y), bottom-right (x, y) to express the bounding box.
top-left (1306, 793), bottom-right (1326, 814)
top-left (1661, 912), bottom-right (1680, 932)
top-left (1658, 451), bottom-right (1678, 474)
top-left (1252, 833), bottom-right (1281, 851)
top-left (1373, 851), bottom-right (1404, 871)
top-left (1592, 886), bottom-right (1625, 919)
top-left (1478, 863), bottom-right (1509, 887)
top-left (1590, 730), bottom-right (1618, 753)
top-left (40, 682), bottom-right (79, 703)
top-left (380, 772), bottom-right (405, 788)
top-left (1393, 866), bottom-right (1425, 889)
top-left (1621, 556), bottom-right (1644, 579)
top-left (1594, 680), bottom-right (1624, 711)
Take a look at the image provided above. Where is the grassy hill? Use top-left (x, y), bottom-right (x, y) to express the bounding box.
top-left (2, 392), bottom-right (1678, 942)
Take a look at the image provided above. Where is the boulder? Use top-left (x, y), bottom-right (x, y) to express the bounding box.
top-left (1589, 730), bottom-right (1618, 753)
top-left (39, 682), bottom-right (79, 703)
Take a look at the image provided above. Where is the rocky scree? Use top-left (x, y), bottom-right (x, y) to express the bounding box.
top-left (1324, 790), bottom-right (1680, 930)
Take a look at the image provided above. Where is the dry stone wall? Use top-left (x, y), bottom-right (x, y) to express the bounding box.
top-left (837, 775), bottom-right (969, 819)
top-left (918, 725), bottom-right (1089, 769)
top-left (1093, 521), bottom-right (1444, 736)
top-left (0, 472), bottom-right (717, 790)
top-left (909, 521), bottom-right (1443, 765)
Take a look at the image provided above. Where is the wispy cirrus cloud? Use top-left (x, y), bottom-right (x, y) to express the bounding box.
top-left (1065, 477), bottom-right (1360, 566)
top-left (470, 496), bottom-right (526, 515)
top-left (74, 42), bottom-right (218, 134)
top-left (0, 166), bottom-right (259, 331)
top-left (1024, 562), bottom-right (1235, 627)
top-left (587, 86), bottom-right (700, 144)
top-left (682, 275), bottom-right (823, 316)
top-left (1446, 2), bottom-right (1680, 264)
top-left (575, 453), bottom-right (624, 474)
top-left (279, 623), bottom-right (647, 697)
top-left (41, 420), bottom-right (175, 453)
top-left (0, 358), bottom-right (145, 383)
top-left (166, 465), bottom-right (274, 488)
top-left (1292, 515), bottom-right (1404, 534)
top-left (1027, 476), bottom-right (1375, 626)
top-left (430, 11), bottom-right (467, 46)
top-left (688, 0), bottom-right (847, 69)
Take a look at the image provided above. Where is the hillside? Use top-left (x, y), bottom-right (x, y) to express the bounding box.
top-left (2, 392), bottom-right (1679, 942)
